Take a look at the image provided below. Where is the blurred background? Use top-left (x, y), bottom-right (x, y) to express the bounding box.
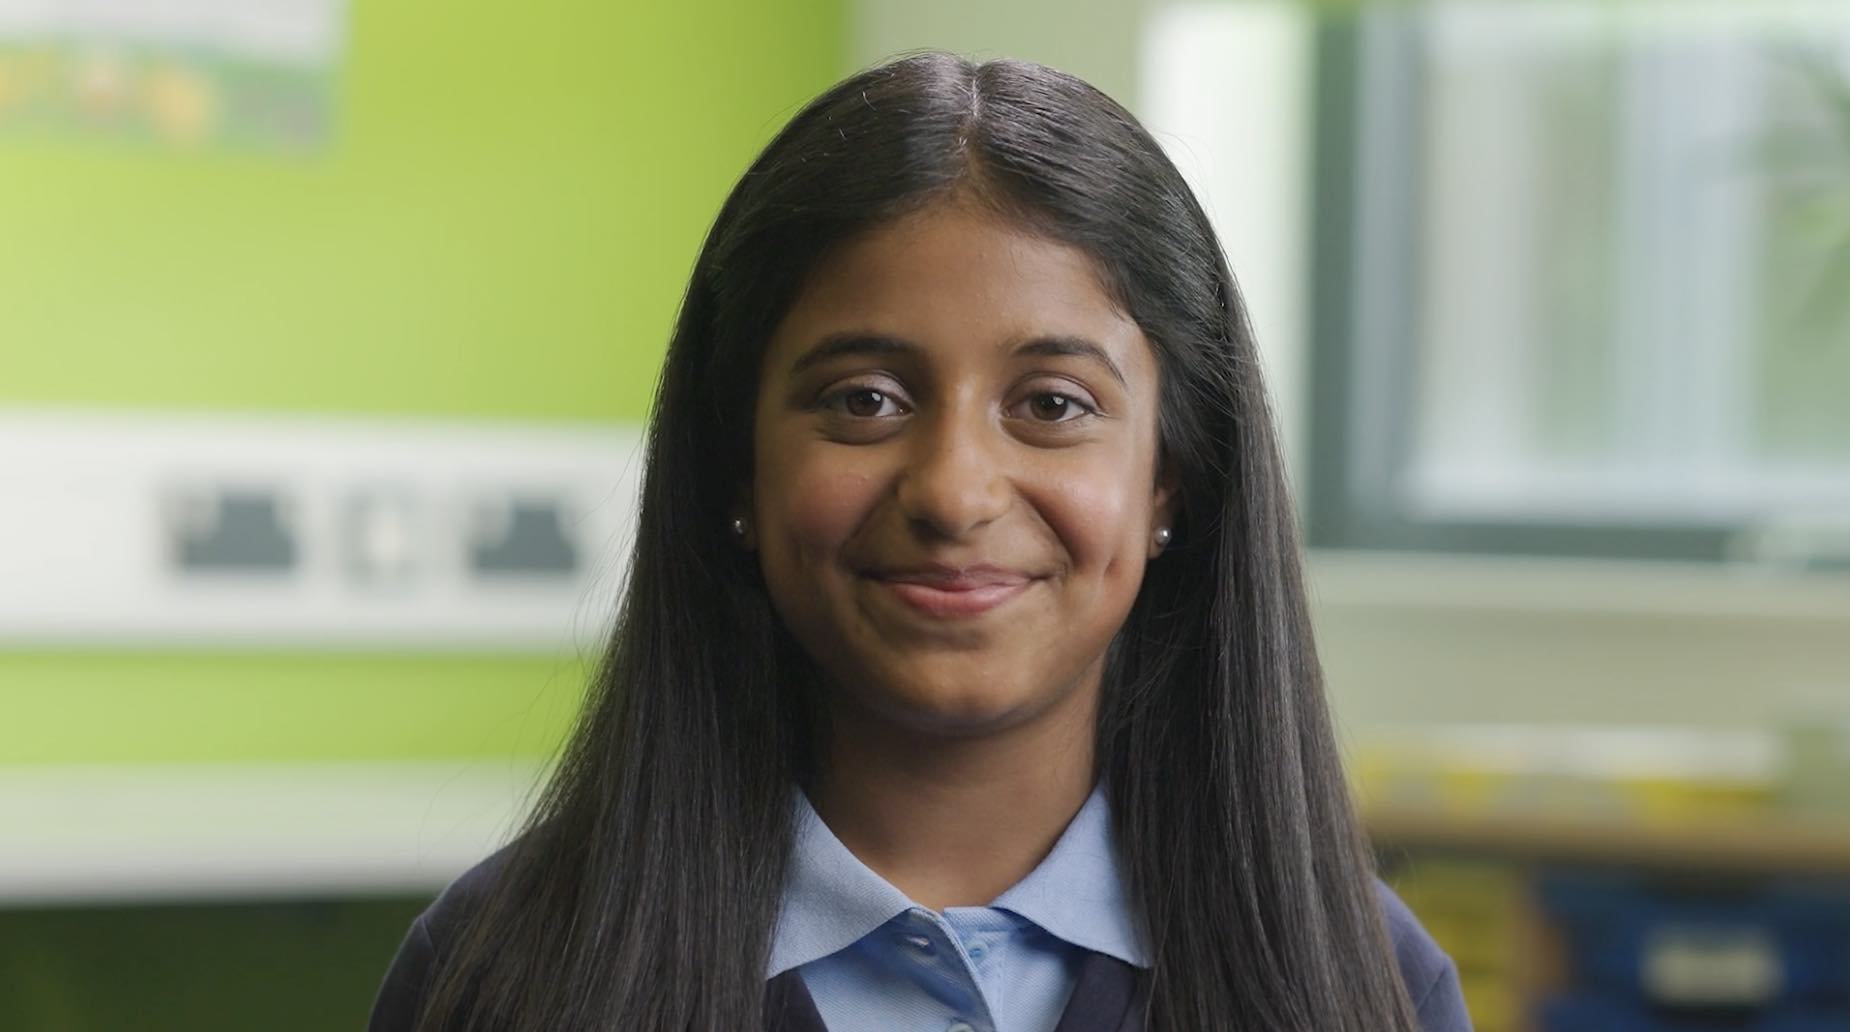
top-left (2, 0), bottom-right (1848, 1029)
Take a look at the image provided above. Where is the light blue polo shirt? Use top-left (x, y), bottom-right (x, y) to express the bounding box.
top-left (766, 785), bottom-right (1145, 1032)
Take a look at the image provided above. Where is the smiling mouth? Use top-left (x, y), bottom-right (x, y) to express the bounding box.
top-left (861, 565), bottom-right (1038, 619)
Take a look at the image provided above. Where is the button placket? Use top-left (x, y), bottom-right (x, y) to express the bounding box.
top-left (903, 909), bottom-right (996, 1031)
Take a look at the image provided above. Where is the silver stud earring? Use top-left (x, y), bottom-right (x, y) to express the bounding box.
top-left (1153, 526), bottom-right (1172, 549)
top-left (730, 516), bottom-right (749, 539)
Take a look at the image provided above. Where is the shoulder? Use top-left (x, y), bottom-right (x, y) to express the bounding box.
top-left (368, 844), bottom-right (519, 1032)
top-left (1374, 879), bottom-right (1474, 1032)
top-left (421, 842), bottom-right (519, 946)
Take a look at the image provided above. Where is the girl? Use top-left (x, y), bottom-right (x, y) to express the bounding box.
top-left (371, 51), bottom-right (1470, 1032)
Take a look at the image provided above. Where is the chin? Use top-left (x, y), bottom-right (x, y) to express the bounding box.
top-left (855, 676), bottom-right (1055, 738)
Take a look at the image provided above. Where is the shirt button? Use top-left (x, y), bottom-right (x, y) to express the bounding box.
top-left (967, 943), bottom-right (987, 960)
top-left (946, 1023), bottom-right (977, 1032)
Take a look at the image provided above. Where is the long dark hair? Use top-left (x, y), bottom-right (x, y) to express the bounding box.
top-left (415, 50), bottom-right (1420, 1031)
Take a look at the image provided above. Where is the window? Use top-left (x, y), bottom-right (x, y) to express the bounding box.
top-left (1306, 0), bottom-right (1850, 564)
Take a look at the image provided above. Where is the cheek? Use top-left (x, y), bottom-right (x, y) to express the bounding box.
top-left (1035, 457), bottom-right (1152, 572)
top-left (762, 452), bottom-right (881, 561)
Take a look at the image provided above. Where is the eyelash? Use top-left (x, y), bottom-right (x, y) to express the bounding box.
top-left (816, 382), bottom-right (1100, 424)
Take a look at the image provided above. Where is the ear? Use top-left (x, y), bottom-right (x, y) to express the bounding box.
top-left (1149, 455), bottom-right (1180, 559)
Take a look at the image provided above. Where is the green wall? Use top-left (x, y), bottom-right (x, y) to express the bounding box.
top-left (0, 0), bottom-right (846, 766)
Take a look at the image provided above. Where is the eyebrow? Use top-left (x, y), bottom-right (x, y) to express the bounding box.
top-left (788, 333), bottom-right (916, 377)
top-left (1016, 335), bottom-right (1128, 388)
top-left (788, 331), bottom-right (1128, 388)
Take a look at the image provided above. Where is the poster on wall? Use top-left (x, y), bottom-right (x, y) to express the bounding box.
top-left (0, 0), bottom-right (346, 151)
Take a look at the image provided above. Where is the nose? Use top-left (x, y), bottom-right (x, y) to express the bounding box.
top-left (894, 404), bottom-right (1011, 540)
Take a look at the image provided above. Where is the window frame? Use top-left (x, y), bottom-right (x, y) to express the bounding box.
top-left (1302, 10), bottom-right (1742, 563)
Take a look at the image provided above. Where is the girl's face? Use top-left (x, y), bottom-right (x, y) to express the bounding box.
top-left (748, 201), bottom-right (1176, 738)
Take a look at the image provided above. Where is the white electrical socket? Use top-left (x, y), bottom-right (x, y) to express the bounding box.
top-left (0, 408), bottom-right (646, 651)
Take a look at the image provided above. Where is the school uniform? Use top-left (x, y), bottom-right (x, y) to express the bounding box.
top-left (371, 786), bottom-right (1470, 1031)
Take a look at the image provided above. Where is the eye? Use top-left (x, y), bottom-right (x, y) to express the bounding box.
top-left (819, 386), bottom-right (908, 419)
top-left (1012, 390), bottom-right (1096, 424)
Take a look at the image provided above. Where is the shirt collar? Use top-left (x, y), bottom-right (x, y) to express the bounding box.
top-left (766, 783), bottom-right (1148, 977)
top-left (988, 783), bottom-right (1147, 968)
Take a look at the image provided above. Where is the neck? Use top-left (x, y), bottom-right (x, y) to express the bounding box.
top-left (808, 673), bottom-right (1099, 911)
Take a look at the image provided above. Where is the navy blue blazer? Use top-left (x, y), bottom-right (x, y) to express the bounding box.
top-left (371, 850), bottom-right (1471, 1031)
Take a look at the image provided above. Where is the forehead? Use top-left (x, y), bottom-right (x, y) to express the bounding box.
top-left (765, 203), bottom-right (1153, 376)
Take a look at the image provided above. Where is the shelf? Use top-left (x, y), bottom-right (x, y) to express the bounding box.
top-left (1308, 549), bottom-right (1850, 626)
top-left (0, 761), bottom-right (541, 905)
top-left (1367, 803), bottom-right (1850, 877)
top-left (13, 761), bottom-right (1850, 906)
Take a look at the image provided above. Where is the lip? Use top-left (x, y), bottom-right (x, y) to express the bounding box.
top-left (862, 563), bottom-right (1037, 619)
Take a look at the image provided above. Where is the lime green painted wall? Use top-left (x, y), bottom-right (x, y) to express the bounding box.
top-left (1, 0), bottom-right (844, 422)
top-left (0, 650), bottom-right (591, 763)
top-left (0, 0), bottom-right (845, 764)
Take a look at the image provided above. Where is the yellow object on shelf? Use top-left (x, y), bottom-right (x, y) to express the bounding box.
top-left (1354, 724), bottom-right (1779, 824)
